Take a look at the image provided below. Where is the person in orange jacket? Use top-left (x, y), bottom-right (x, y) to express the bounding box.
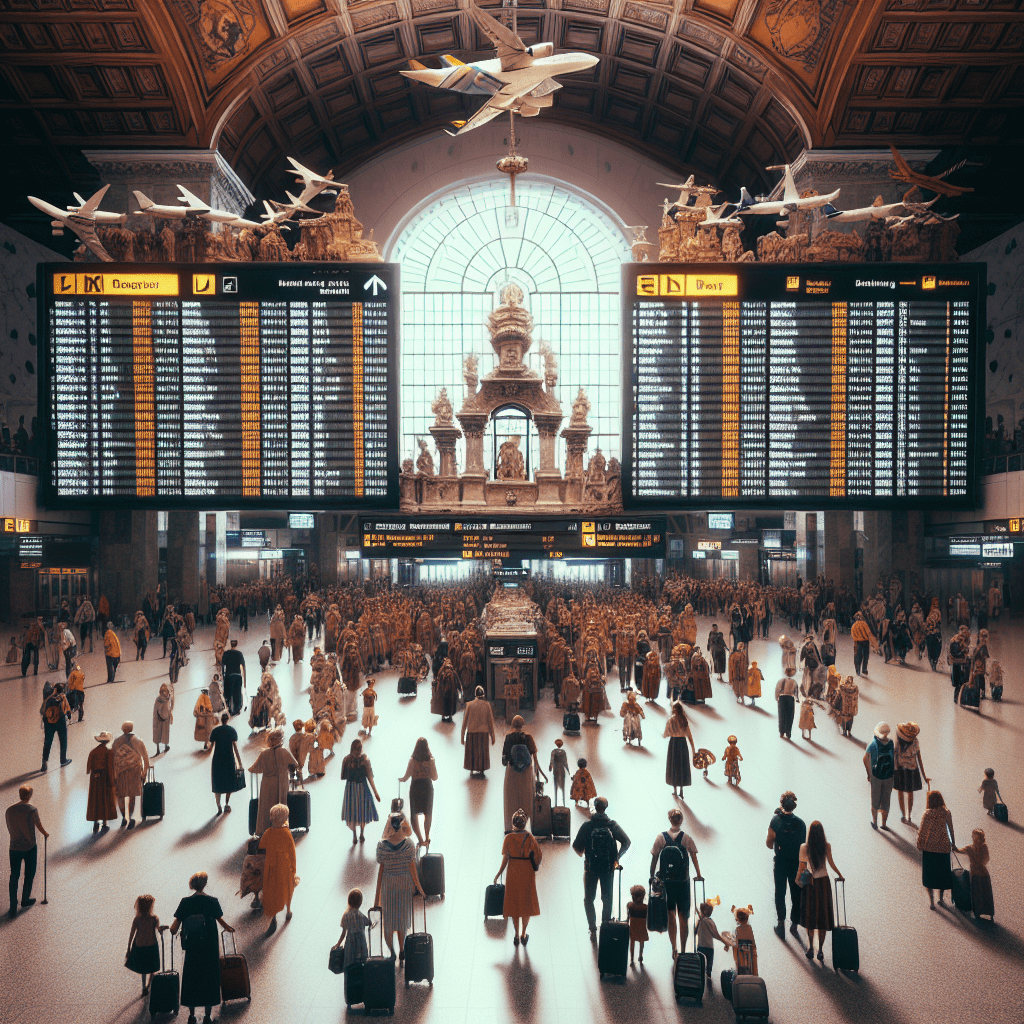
top-left (104, 625), bottom-right (122, 683)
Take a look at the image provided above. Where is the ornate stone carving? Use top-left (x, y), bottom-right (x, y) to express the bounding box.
top-left (416, 438), bottom-right (435, 477)
top-left (496, 436), bottom-right (526, 481)
top-left (570, 388), bottom-right (591, 428)
top-left (431, 387), bottom-right (454, 426)
top-left (463, 354), bottom-right (479, 395)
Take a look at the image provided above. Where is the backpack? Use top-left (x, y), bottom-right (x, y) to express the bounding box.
top-left (180, 913), bottom-right (208, 951)
top-left (509, 743), bottom-right (531, 773)
top-left (657, 831), bottom-right (689, 881)
top-left (586, 824), bottom-right (618, 874)
top-left (872, 740), bottom-right (894, 780)
top-left (773, 814), bottom-right (804, 860)
top-left (43, 696), bottom-right (64, 725)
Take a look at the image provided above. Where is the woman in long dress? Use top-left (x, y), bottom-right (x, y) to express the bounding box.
top-left (798, 821), bottom-right (844, 962)
top-left (374, 812), bottom-right (423, 959)
top-left (152, 683), bottom-right (173, 756)
top-left (663, 702), bottom-right (695, 797)
top-left (260, 804), bottom-right (298, 936)
top-left (209, 713), bottom-right (239, 814)
top-left (86, 731), bottom-right (117, 832)
top-left (193, 690), bottom-right (216, 751)
top-left (494, 808), bottom-right (542, 946)
top-left (501, 716), bottom-right (545, 832)
top-left (689, 648), bottom-right (713, 702)
top-left (639, 649), bottom-right (661, 701)
top-left (340, 739), bottom-right (380, 843)
top-left (620, 690), bottom-right (645, 745)
top-left (248, 728), bottom-right (297, 837)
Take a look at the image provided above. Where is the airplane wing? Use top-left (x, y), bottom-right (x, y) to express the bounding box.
top-left (67, 217), bottom-right (113, 261)
top-left (177, 186), bottom-right (211, 211)
top-left (467, 2), bottom-right (532, 71)
top-left (440, 55), bottom-right (466, 67)
top-left (781, 166), bottom-right (799, 205)
top-left (446, 99), bottom-right (505, 135)
top-left (889, 144), bottom-right (914, 179)
top-left (528, 77), bottom-right (561, 98)
top-left (78, 184), bottom-right (112, 216)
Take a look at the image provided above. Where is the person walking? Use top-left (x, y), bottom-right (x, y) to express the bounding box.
top-left (168, 871), bottom-right (235, 1024)
top-left (374, 811), bottom-right (424, 960)
top-left (917, 790), bottom-right (956, 909)
top-left (502, 716), bottom-right (545, 833)
top-left (221, 640), bottom-right (246, 717)
top-left (74, 596), bottom-right (96, 653)
top-left (894, 722), bottom-right (929, 825)
top-left (40, 682), bottom-right (73, 772)
top-left (340, 739), bottom-right (381, 844)
top-left (248, 728), bottom-right (297, 837)
top-left (6, 785), bottom-right (48, 917)
top-left (494, 807), bottom-right (542, 946)
top-left (192, 690), bottom-right (216, 752)
top-left (86, 731), bottom-right (117, 833)
top-left (797, 820), bottom-right (844, 962)
top-left (775, 667), bottom-right (798, 739)
top-left (60, 621), bottom-right (77, 679)
top-left (572, 796), bottom-right (631, 942)
top-left (210, 713), bottom-right (240, 815)
top-left (111, 721), bottom-right (149, 828)
top-left (21, 617), bottom-right (44, 677)
top-left (461, 685), bottom-right (496, 778)
top-left (67, 660), bottom-right (85, 723)
top-left (663, 701), bottom-right (696, 797)
top-left (766, 791), bottom-right (807, 938)
top-left (649, 808), bottom-right (702, 958)
top-left (104, 624), bottom-right (121, 683)
top-left (863, 722), bottom-right (896, 831)
top-left (152, 683), bottom-right (173, 756)
top-left (851, 612), bottom-right (875, 676)
top-left (260, 804), bottom-right (298, 936)
top-left (397, 738), bottom-right (437, 848)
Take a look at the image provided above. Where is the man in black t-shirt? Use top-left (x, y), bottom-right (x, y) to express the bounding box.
top-left (766, 790), bottom-right (807, 937)
top-left (220, 640), bottom-right (246, 717)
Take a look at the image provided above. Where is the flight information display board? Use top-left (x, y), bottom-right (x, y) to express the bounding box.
top-left (360, 517), bottom-right (666, 560)
top-left (623, 263), bottom-right (984, 510)
top-left (39, 263), bottom-right (398, 508)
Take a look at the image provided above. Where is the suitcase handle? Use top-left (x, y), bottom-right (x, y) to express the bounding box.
top-left (947, 823), bottom-right (965, 870)
top-left (412, 890), bottom-right (428, 935)
top-left (692, 875), bottom-right (706, 946)
top-left (616, 864), bottom-right (623, 922)
top-left (834, 877), bottom-right (849, 927)
top-left (222, 930), bottom-right (238, 957)
top-left (146, 765), bottom-right (156, 784)
top-left (160, 926), bottom-right (174, 973)
top-left (369, 905), bottom-right (386, 958)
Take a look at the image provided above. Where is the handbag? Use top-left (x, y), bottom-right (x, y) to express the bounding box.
top-left (328, 945), bottom-right (346, 975)
top-left (230, 743), bottom-right (246, 793)
top-left (797, 867), bottom-right (812, 887)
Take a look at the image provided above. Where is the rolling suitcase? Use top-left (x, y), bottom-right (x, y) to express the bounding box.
top-left (220, 931), bottom-right (251, 1004)
top-left (248, 774), bottom-right (259, 836)
top-left (563, 703), bottom-right (580, 734)
top-left (533, 780), bottom-right (553, 839)
top-left (419, 849), bottom-right (445, 898)
top-left (403, 894), bottom-right (434, 987)
top-left (551, 805), bottom-right (572, 840)
top-left (345, 961), bottom-right (364, 1006)
top-left (149, 929), bottom-right (180, 1017)
top-left (731, 975), bottom-right (770, 1021)
top-left (647, 877), bottom-right (668, 933)
top-left (141, 766), bottom-right (164, 821)
top-left (949, 824), bottom-right (972, 914)
top-left (831, 878), bottom-right (859, 972)
top-left (991, 683), bottom-right (1003, 701)
top-left (994, 799), bottom-right (1008, 823)
top-left (674, 952), bottom-right (706, 1005)
top-left (287, 775), bottom-right (311, 832)
top-left (721, 969), bottom-right (734, 1001)
top-left (484, 882), bottom-right (506, 918)
top-left (363, 907), bottom-right (396, 1015)
top-left (398, 675), bottom-right (417, 696)
top-left (634, 659), bottom-right (645, 687)
top-left (598, 867), bottom-right (629, 980)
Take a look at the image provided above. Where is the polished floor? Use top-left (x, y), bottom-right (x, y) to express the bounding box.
top-left (1, 607), bottom-right (1022, 1024)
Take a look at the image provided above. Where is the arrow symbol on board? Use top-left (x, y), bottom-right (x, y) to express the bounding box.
top-left (364, 275), bottom-right (387, 296)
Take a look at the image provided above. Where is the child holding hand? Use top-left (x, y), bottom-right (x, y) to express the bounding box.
top-left (626, 884), bottom-right (649, 964)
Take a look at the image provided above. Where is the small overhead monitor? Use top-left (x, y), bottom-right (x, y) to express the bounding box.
top-left (289, 513), bottom-right (315, 530)
top-left (707, 512), bottom-right (734, 531)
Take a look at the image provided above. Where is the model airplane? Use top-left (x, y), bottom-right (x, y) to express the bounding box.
top-left (736, 164), bottom-right (840, 217)
top-left (27, 184), bottom-right (125, 262)
top-left (658, 177), bottom-right (696, 208)
top-left (132, 187), bottom-right (263, 229)
top-left (400, 1), bottom-right (599, 135)
top-left (888, 144), bottom-right (974, 198)
top-left (698, 202), bottom-right (743, 228)
top-left (826, 189), bottom-right (940, 224)
top-left (287, 157), bottom-right (339, 199)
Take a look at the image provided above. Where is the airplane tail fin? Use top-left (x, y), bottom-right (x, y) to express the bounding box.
top-left (440, 54), bottom-right (466, 66)
top-left (738, 186), bottom-right (755, 210)
top-left (133, 190), bottom-right (156, 211)
top-left (408, 59), bottom-right (428, 70)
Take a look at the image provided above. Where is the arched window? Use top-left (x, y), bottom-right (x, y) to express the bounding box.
top-left (391, 178), bottom-right (629, 476)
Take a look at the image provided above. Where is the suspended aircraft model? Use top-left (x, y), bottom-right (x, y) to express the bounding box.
top-left (826, 189), bottom-right (941, 224)
top-left (400, 0), bottom-right (599, 135)
top-left (698, 201), bottom-right (744, 228)
top-left (27, 184), bottom-right (125, 261)
top-left (735, 164), bottom-right (840, 217)
top-left (888, 144), bottom-right (974, 198)
top-left (132, 187), bottom-right (263, 229)
top-left (657, 177), bottom-right (697, 209)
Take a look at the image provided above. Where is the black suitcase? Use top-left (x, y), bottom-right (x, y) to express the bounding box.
top-left (149, 929), bottom-right (180, 1017)
top-left (287, 776), bottom-right (311, 832)
top-left (403, 894), bottom-right (434, 987)
top-left (634, 659), bottom-right (645, 685)
top-left (674, 951), bottom-right (706, 1004)
top-left (551, 806), bottom-right (571, 839)
top-left (721, 969), bottom-right (734, 1000)
top-left (485, 883), bottom-right (505, 918)
top-left (732, 974), bottom-right (770, 1020)
top-left (949, 825), bottom-right (972, 913)
top-left (994, 800), bottom-right (1008, 823)
top-left (419, 849), bottom-right (445, 898)
top-left (363, 907), bottom-right (396, 1014)
top-left (598, 867), bottom-right (628, 980)
top-left (991, 683), bottom-right (1003, 700)
top-left (533, 780), bottom-right (552, 838)
top-left (345, 961), bottom-right (364, 1006)
top-left (563, 702), bottom-right (580, 733)
top-left (647, 877), bottom-right (667, 933)
top-left (398, 675), bottom-right (417, 696)
top-left (141, 766), bottom-right (164, 821)
top-left (831, 878), bottom-right (859, 972)
top-left (248, 774), bottom-right (259, 836)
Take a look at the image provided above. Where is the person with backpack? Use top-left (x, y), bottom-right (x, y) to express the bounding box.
top-left (572, 796), bottom-right (631, 942)
top-left (648, 808), bottom-right (702, 958)
top-left (110, 721), bottom-right (149, 829)
top-left (863, 721), bottom-right (896, 831)
top-left (766, 791), bottom-right (807, 938)
top-left (501, 715), bottom-right (545, 833)
top-left (40, 683), bottom-right (73, 772)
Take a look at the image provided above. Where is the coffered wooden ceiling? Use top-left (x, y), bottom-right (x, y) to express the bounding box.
top-left (0, 0), bottom-right (1021, 244)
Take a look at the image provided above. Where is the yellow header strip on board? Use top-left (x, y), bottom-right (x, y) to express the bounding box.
top-left (52, 272), bottom-right (179, 296)
top-left (636, 273), bottom-right (738, 298)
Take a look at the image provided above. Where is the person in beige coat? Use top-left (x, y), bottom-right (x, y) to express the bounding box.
top-left (460, 685), bottom-right (496, 777)
top-left (248, 727), bottom-right (298, 836)
top-left (110, 721), bottom-right (150, 828)
top-left (193, 690), bottom-right (217, 751)
top-left (152, 683), bottom-right (173, 755)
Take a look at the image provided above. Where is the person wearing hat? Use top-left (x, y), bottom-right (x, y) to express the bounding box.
top-left (863, 722), bottom-right (896, 830)
top-left (152, 683), bottom-right (174, 756)
top-left (86, 731), bottom-right (117, 832)
top-left (248, 728), bottom-right (297, 837)
top-left (894, 722), bottom-right (929, 825)
top-left (460, 684), bottom-right (496, 778)
top-left (260, 804), bottom-right (298, 936)
top-left (110, 721), bottom-right (149, 828)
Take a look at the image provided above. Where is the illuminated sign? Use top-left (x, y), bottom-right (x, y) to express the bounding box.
top-left (721, 549), bottom-right (739, 561)
top-left (289, 513), bottom-right (315, 530)
top-left (3, 518), bottom-right (33, 533)
top-left (707, 513), bottom-right (734, 530)
top-left (260, 549), bottom-right (284, 559)
top-left (981, 542), bottom-right (1013, 558)
top-left (697, 540), bottom-right (722, 551)
top-left (17, 535), bottom-right (43, 559)
top-left (949, 542), bottom-right (981, 557)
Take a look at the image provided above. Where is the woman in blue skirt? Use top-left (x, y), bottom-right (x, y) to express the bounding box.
top-left (341, 739), bottom-right (381, 844)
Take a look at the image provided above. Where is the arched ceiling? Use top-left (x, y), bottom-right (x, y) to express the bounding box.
top-left (0, 0), bottom-right (1022, 248)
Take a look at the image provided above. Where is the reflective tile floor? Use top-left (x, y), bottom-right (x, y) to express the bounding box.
top-left (1, 610), bottom-right (1022, 1024)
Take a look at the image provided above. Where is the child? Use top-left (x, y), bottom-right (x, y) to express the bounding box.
top-left (570, 757), bottom-right (596, 809)
top-left (6, 635), bottom-right (18, 664)
top-left (549, 738), bottom-right (569, 806)
top-left (626, 884), bottom-right (649, 964)
top-left (989, 660), bottom-right (1003, 700)
top-left (125, 894), bottom-right (164, 996)
top-left (695, 900), bottom-right (730, 987)
top-left (307, 720), bottom-right (326, 777)
top-left (561, 671), bottom-right (581, 709)
top-left (289, 719), bottom-right (313, 775)
top-left (620, 689), bottom-right (645, 745)
top-left (746, 661), bottom-right (763, 707)
top-left (335, 888), bottom-right (371, 969)
top-left (730, 904), bottom-right (757, 976)
top-left (361, 678), bottom-right (378, 737)
top-left (723, 735), bottom-right (743, 785)
top-left (957, 829), bottom-right (994, 920)
top-left (799, 698), bottom-right (816, 740)
top-left (980, 768), bottom-right (1001, 815)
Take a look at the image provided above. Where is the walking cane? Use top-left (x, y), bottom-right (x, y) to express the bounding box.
top-left (40, 835), bottom-right (48, 904)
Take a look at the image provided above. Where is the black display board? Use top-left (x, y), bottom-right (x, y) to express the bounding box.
top-left (39, 262), bottom-right (399, 509)
top-left (622, 263), bottom-right (984, 510)
top-left (360, 516), bottom-right (666, 559)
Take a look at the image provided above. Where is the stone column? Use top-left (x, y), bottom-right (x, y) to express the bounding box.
top-left (560, 424), bottom-right (592, 504)
top-left (316, 514), bottom-right (339, 586)
top-left (425, 423), bottom-right (463, 507)
top-left (97, 510), bottom-right (157, 620)
top-left (824, 511), bottom-right (857, 586)
top-left (166, 510), bottom-right (199, 608)
top-left (534, 414), bottom-right (563, 505)
top-left (459, 417), bottom-right (489, 506)
top-left (861, 511), bottom-right (893, 597)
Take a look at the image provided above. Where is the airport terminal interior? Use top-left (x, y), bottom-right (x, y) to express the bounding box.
top-left (0, 3), bottom-right (1023, 1024)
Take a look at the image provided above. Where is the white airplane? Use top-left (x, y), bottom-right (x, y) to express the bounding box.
top-left (286, 157), bottom-right (339, 199)
top-left (27, 184), bottom-right (125, 261)
top-left (698, 202), bottom-right (743, 228)
top-left (736, 164), bottom-right (840, 217)
top-left (826, 190), bottom-right (939, 224)
top-left (657, 177), bottom-right (696, 208)
top-left (132, 187), bottom-right (262, 229)
top-left (259, 200), bottom-right (296, 229)
top-left (400, 1), bottom-right (599, 135)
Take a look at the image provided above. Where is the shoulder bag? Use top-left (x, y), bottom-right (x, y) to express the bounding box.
top-left (231, 742), bottom-right (246, 793)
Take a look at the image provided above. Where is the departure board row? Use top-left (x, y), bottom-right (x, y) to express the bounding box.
top-left (622, 263), bottom-right (983, 510)
top-left (40, 264), bottom-right (399, 508)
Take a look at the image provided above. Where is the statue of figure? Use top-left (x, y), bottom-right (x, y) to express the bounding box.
top-left (496, 436), bottom-right (526, 480)
top-left (570, 387), bottom-right (591, 427)
top-left (431, 387), bottom-right (454, 426)
top-left (463, 353), bottom-right (479, 393)
top-left (606, 457), bottom-right (622, 505)
top-left (416, 438), bottom-right (435, 477)
top-left (540, 343), bottom-right (558, 390)
top-left (401, 457), bottom-right (415, 476)
top-left (583, 448), bottom-right (607, 502)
